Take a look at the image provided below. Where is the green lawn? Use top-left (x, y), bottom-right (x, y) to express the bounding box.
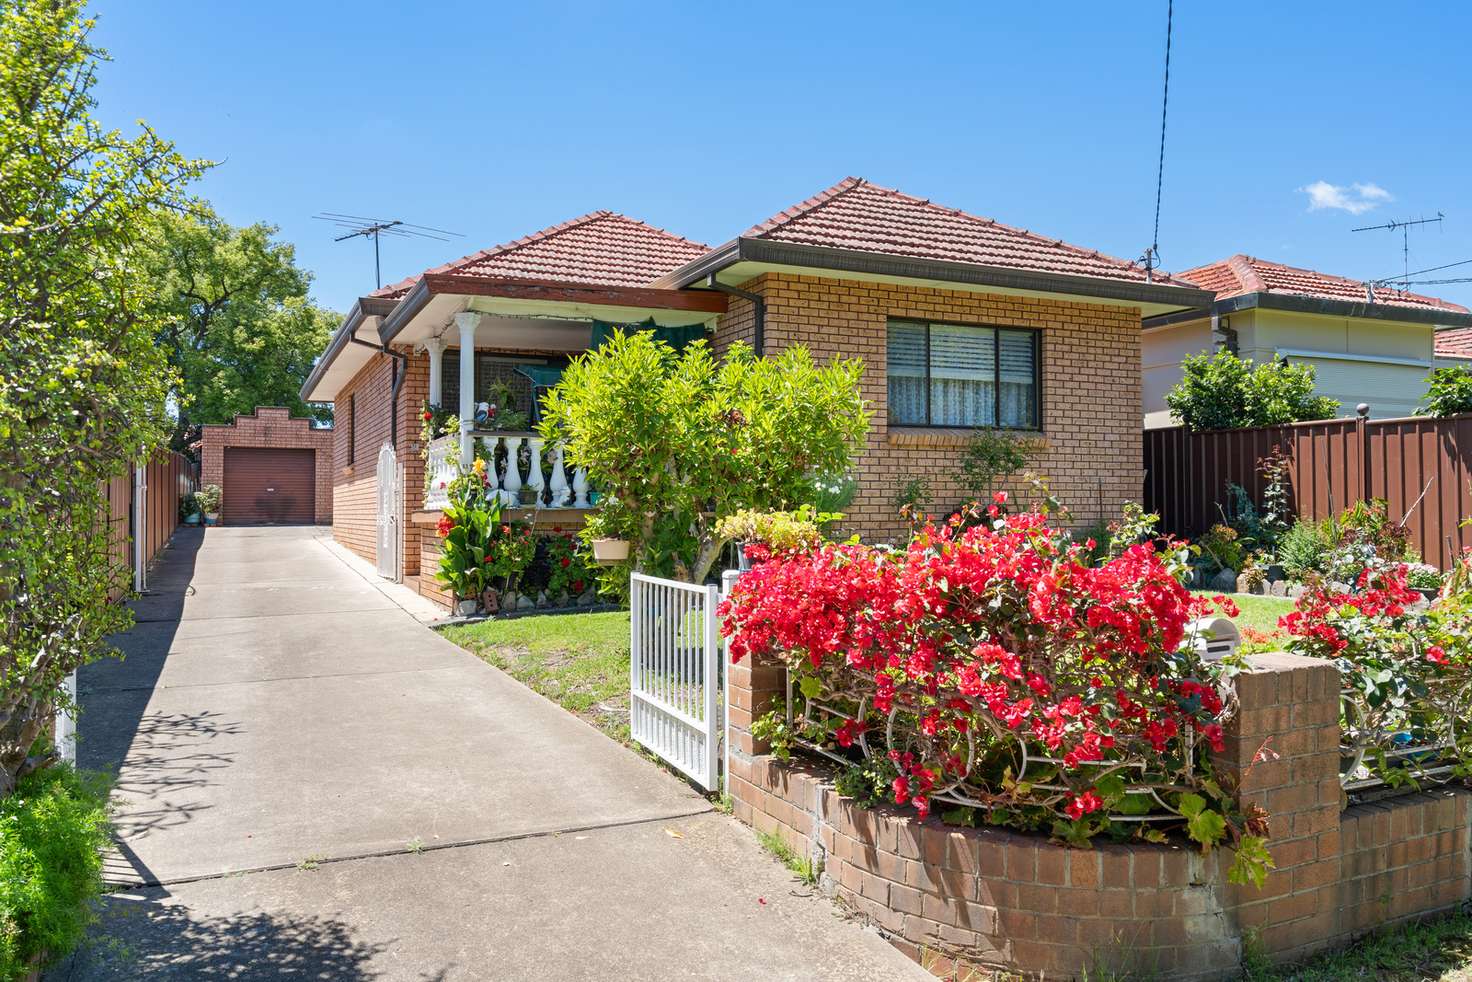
top-left (1251, 907), bottom-right (1472, 981)
top-left (1194, 590), bottom-right (1293, 643)
top-left (438, 610), bottom-right (633, 742)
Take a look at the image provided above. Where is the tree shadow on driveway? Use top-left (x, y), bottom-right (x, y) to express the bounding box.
top-left (49, 891), bottom-right (405, 981)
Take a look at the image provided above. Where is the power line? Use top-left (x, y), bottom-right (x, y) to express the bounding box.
top-left (1372, 256), bottom-right (1472, 285)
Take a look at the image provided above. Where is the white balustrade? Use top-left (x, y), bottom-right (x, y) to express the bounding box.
top-left (573, 465), bottom-right (590, 508)
top-left (525, 437), bottom-right (546, 504)
top-left (428, 431), bottom-right (591, 511)
top-left (547, 442), bottom-right (571, 507)
top-left (423, 435), bottom-right (457, 510)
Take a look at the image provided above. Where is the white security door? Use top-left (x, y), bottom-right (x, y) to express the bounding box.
top-left (376, 443), bottom-right (401, 581)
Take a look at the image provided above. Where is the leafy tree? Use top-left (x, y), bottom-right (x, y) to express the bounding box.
top-left (540, 332), bottom-right (869, 584)
top-left (137, 211), bottom-right (338, 449)
top-left (1166, 349), bottom-right (1338, 430)
top-left (1418, 365), bottom-right (1472, 417)
top-left (0, 0), bottom-right (203, 796)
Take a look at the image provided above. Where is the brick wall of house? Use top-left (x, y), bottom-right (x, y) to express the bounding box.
top-left (712, 273), bottom-right (1144, 542)
top-left (330, 350), bottom-right (428, 572)
top-left (199, 407), bottom-right (334, 523)
top-left (727, 650), bottom-right (1472, 979)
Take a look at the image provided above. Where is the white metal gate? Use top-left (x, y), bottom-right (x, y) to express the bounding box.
top-left (630, 572), bottom-right (720, 789)
top-left (376, 443), bottom-right (401, 581)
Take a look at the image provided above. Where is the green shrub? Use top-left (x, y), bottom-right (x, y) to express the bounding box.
top-left (1278, 520), bottom-right (1328, 581)
top-left (956, 431), bottom-right (1038, 503)
top-left (1165, 350), bottom-right (1338, 430)
top-left (1419, 365), bottom-right (1472, 417)
top-left (0, 766), bottom-right (111, 978)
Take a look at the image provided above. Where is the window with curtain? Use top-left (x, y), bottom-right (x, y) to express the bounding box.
top-left (885, 319), bottom-right (1040, 429)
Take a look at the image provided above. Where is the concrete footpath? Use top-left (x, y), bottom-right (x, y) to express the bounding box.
top-left (51, 526), bottom-right (925, 981)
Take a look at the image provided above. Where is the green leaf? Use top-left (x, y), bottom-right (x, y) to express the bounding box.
top-left (1186, 808), bottom-right (1227, 848)
top-left (1176, 792), bottom-right (1206, 819)
top-left (798, 676), bottom-right (822, 700)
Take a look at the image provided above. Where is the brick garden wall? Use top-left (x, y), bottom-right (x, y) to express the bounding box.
top-left (199, 407), bottom-right (333, 523)
top-left (712, 274), bottom-right (1144, 542)
top-left (727, 651), bottom-right (1472, 979)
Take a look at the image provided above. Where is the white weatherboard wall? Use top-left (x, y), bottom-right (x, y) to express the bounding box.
top-left (1142, 308), bottom-right (1438, 424)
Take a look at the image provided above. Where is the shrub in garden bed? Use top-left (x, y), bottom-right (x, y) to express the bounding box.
top-left (1281, 556), bottom-right (1472, 790)
top-left (720, 495), bottom-right (1274, 884)
top-left (0, 766), bottom-right (111, 979)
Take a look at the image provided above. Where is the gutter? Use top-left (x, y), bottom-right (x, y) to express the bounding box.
top-left (298, 296), bottom-right (402, 403)
top-left (654, 237), bottom-right (1215, 313)
top-left (702, 273), bottom-right (765, 355)
top-left (1144, 292), bottom-right (1472, 331)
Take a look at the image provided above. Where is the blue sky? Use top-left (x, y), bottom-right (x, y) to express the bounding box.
top-left (92, 2), bottom-right (1472, 314)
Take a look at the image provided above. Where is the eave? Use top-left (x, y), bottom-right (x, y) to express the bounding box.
top-left (653, 237), bottom-right (1215, 319)
top-left (378, 274), bottom-right (727, 346)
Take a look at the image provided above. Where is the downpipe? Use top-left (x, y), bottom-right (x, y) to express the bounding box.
top-left (704, 274), bottom-right (765, 356)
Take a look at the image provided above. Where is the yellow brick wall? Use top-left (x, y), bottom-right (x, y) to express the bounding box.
top-left (715, 273), bottom-right (1144, 541)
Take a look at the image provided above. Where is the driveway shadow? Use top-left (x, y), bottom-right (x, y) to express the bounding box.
top-left (48, 891), bottom-right (394, 981)
top-left (79, 529), bottom-right (240, 885)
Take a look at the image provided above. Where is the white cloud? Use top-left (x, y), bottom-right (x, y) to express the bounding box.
top-left (1299, 180), bottom-right (1393, 215)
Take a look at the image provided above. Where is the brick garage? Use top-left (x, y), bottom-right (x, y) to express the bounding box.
top-left (200, 407), bottom-right (333, 524)
top-left (727, 652), bottom-right (1472, 979)
top-left (713, 272), bottom-right (1144, 542)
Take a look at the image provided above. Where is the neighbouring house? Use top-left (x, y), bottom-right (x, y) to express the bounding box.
top-left (1435, 327), bottom-right (1472, 371)
top-left (300, 177), bottom-right (1211, 608)
top-left (1143, 255), bottom-right (1472, 427)
top-left (199, 407), bottom-right (334, 524)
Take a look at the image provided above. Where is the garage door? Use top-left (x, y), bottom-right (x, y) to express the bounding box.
top-left (223, 447), bottom-right (316, 525)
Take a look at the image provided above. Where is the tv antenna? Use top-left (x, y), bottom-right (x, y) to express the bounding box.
top-left (313, 213), bottom-right (462, 289)
top-left (1352, 212), bottom-right (1443, 292)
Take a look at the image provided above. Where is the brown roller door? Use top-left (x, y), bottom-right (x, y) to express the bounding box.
top-left (223, 447), bottom-right (315, 524)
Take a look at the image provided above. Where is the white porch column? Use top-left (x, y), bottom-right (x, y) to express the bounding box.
top-left (454, 312), bottom-right (479, 470)
top-left (424, 335), bottom-right (446, 407)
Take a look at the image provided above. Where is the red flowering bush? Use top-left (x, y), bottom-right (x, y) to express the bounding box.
top-left (543, 529), bottom-right (596, 598)
top-left (1282, 563), bottom-right (1472, 788)
top-left (721, 499), bottom-right (1270, 880)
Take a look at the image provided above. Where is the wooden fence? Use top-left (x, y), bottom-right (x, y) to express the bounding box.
top-left (1143, 411), bottom-right (1472, 570)
top-left (102, 451), bottom-right (198, 594)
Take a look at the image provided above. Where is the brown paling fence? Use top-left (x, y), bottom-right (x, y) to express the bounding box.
top-left (1144, 412), bottom-right (1472, 570)
top-left (102, 451), bottom-right (198, 595)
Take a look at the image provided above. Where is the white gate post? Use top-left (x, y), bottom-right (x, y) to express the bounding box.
top-left (56, 671), bottom-right (77, 765)
top-left (703, 581), bottom-right (720, 790)
top-left (132, 461), bottom-right (147, 593)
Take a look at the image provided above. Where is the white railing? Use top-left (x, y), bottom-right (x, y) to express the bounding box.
top-left (423, 435), bottom-right (457, 510)
top-left (423, 431), bottom-right (590, 511)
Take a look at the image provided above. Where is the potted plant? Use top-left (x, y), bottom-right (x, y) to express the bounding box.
top-left (583, 510), bottom-right (631, 565)
top-left (180, 496), bottom-right (201, 526)
top-left (195, 484), bottom-right (222, 525)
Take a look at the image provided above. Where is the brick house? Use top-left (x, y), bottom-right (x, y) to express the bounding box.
top-left (300, 177), bottom-right (1211, 608)
top-left (1143, 255), bottom-right (1472, 426)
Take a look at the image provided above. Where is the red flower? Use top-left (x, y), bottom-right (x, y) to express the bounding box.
top-left (1427, 645), bottom-right (1448, 665)
top-left (1065, 790), bottom-right (1103, 821)
top-left (571, 579), bottom-right (585, 593)
top-left (559, 557), bottom-right (571, 568)
top-left (422, 410), bottom-right (433, 422)
top-left (435, 516), bottom-right (454, 538)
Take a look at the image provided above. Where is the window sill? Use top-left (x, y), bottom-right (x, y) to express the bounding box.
top-left (886, 426), bottom-right (1046, 449)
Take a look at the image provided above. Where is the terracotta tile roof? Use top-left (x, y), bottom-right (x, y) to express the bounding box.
top-left (740, 176), bottom-right (1197, 288)
top-left (1436, 327), bottom-right (1472, 360)
top-left (1178, 254), bottom-right (1470, 315)
top-left (368, 211), bottom-right (709, 300)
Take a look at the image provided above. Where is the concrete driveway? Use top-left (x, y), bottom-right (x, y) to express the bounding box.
top-left (52, 526), bottom-right (925, 981)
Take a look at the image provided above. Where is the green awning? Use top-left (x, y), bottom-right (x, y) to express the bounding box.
top-left (591, 319), bottom-right (709, 352)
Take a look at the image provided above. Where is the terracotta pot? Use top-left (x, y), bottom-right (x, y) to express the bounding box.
top-left (591, 538), bottom-right (630, 564)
